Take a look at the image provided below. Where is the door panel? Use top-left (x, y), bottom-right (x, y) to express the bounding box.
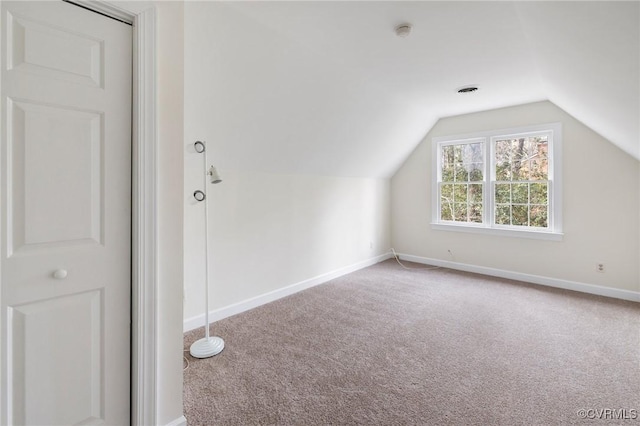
top-left (7, 11), bottom-right (104, 87)
top-left (10, 99), bottom-right (103, 252)
top-left (1, 2), bottom-right (131, 424)
top-left (9, 290), bottom-right (103, 425)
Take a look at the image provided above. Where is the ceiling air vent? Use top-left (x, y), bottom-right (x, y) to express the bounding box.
top-left (457, 86), bottom-right (479, 93)
top-left (395, 24), bottom-right (412, 38)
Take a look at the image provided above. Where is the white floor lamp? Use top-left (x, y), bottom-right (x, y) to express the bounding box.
top-left (189, 140), bottom-right (225, 359)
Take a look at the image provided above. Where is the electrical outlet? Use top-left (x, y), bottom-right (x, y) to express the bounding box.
top-left (596, 263), bottom-right (605, 273)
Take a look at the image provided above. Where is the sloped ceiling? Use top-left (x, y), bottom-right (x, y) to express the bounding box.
top-left (184, 1), bottom-right (639, 178)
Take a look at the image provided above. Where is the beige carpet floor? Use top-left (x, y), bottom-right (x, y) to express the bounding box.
top-left (183, 260), bottom-right (640, 425)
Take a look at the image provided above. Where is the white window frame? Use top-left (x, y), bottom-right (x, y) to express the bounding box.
top-left (431, 123), bottom-right (563, 241)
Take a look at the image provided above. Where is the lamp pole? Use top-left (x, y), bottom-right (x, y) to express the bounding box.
top-left (189, 141), bottom-right (225, 359)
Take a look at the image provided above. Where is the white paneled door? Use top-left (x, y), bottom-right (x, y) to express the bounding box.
top-left (1, 1), bottom-right (132, 424)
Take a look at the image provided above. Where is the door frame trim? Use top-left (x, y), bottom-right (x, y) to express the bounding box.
top-left (82, 2), bottom-right (159, 425)
top-left (130, 7), bottom-right (159, 426)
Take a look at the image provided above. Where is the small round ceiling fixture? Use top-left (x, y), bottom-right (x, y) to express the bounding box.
top-left (395, 24), bottom-right (412, 38)
top-left (457, 86), bottom-right (479, 94)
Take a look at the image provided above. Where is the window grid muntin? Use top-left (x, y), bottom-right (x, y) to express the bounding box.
top-left (492, 180), bottom-right (550, 229)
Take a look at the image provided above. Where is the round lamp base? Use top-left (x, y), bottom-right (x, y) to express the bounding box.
top-left (189, 336), bottom-right (225, 359)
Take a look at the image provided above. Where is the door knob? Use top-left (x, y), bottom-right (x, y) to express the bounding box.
top-left (52, 269), bottom-right (68, 279)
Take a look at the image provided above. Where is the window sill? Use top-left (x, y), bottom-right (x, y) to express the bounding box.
top-left (431, 222), bottom-right (564, 241)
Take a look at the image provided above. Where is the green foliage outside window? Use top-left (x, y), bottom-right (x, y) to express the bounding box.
top-left (440, 142), bottom-right (484, 224)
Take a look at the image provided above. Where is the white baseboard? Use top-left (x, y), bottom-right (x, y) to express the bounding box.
top-left (397, 252), bottom-right (640, 303)
top-left (165, 415), bottom-right (187, 426)
top-left (183, 253), bottom-right (393, 332)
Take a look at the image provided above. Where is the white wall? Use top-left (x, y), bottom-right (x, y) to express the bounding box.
top-left (183, 168), bottom-right (390, 322)
top-left (182, 2), bottom-right (391, 325)
top-left (391, 101), bottom-right (640, 293)
top-left (155, 2), bottom-right (184, 425)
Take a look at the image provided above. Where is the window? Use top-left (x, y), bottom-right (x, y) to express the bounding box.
top-left (432, 123), bottom-right (562, 240)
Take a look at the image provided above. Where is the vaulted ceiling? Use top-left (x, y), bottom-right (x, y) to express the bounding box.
top-left (184, 1), bottom-right (639, 178)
